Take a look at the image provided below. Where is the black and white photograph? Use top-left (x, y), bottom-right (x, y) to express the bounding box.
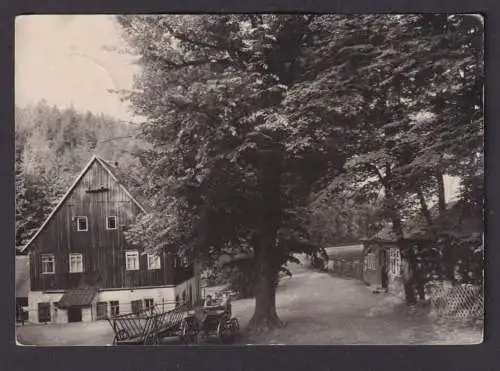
top-left (15, 14), bottom-right (484, 346)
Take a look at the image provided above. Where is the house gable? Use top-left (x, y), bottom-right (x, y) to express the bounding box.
top-left (21, 155), bottom-right (148, 253)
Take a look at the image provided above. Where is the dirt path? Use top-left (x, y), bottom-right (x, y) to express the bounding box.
top-left (232, 257), bottom-right (482, 345)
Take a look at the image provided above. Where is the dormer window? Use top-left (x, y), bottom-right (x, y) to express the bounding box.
top-left (106, 216), bottom-right (117, 230)
top-left (76, 216), bottom-right (88, 232)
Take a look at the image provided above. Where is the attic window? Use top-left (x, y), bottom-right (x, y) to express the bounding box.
top-left (76, 216), bottom-right (88, 232)
top-left (106, 216), bottom-right (117, 230)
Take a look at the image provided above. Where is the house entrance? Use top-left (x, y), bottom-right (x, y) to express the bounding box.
top-left (38, 302), bottom-right (51, 323)
top-left (68, 307), bottom-right (83, 322)
top-left (380, 249), bottom-right (388, 290)
top-left (96, 302), bottom-right (108, 320)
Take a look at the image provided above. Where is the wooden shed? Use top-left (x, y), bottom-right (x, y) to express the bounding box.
top-left (325, 243), bottom-right (365, 281)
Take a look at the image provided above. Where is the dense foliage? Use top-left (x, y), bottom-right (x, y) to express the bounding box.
top-left (117, 14), bottom-right (483, 326)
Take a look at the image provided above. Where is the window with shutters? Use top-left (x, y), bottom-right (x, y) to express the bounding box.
top-left (76, 216), bottom-right (88, 231)
top-left (69, 253), bottom-right (83, 273)
top-left (144, 298), bottom-right (154, 310)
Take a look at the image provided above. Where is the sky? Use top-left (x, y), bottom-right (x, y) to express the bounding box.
top-left (15, 15), bottom-right (138, 121)
top-left (14, 15), bottom-right (460, 200)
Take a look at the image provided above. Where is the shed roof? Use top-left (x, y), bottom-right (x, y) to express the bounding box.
top-left (325, 244), bottom-right (365, 259)
top-left (58, 288), bottom-right (98, 308)
top-left (15, 255), bottom-right (29, 298)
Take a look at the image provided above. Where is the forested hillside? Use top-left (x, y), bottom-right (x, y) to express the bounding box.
top-left (15, 100), bottom-right (148, 247)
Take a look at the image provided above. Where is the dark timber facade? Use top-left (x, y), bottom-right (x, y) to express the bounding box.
top-left (22, 155), bottom-right (200, 323)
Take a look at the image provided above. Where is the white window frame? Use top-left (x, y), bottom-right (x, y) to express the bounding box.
top-left (106, 216), bottom-right (117, 230)
top-left (69, 253), bottom-right (83, 273)
top-left (125, 250), bottom-right (140, 271)
top-left (76, 216), bottom-right (88, 232)
top-left (366, 253), bottom-right (376, 271)
top-left (41, 254), bottom-right (55, 274)
top-left (147, 254), bottom-right (161, 270)
top-left (390, 248), bottom-right (401, 277)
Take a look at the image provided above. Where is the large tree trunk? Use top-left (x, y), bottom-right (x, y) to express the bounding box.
top-left (248, 248), bottom-right (282, 331)
top-left (247, 146), bottom-right (283, 332)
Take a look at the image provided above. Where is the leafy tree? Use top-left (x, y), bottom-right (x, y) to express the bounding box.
top-left (117, 14), bottom-right (483, 324)
top-left (286, 14), bottom-right (483, 304)
top-left (117, 14), bottom-right (348, 330)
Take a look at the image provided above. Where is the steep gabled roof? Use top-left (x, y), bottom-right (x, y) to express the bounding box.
top-left (21, 155), bottom-right (150, 253)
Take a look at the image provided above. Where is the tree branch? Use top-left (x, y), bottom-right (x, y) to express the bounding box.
top-left (367, 163), bottom-right (388, 188)
top-left (147, 48), bottom-right (231, 70)
top-left (163, 23), bottom-right (241, 52)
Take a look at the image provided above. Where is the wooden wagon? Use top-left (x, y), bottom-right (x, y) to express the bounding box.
top-left (107, 302), bottom-right (192, 345)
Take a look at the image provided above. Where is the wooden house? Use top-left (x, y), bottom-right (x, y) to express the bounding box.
top-left (20, 155), bottom-right (201, 324)
top-left (324, 241), bottom-right (400, 290)
top-left (361, 200), bottom-right (483, 298)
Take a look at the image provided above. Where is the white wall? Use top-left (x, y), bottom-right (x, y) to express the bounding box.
top-left (82, 307), bottom-right (93, 322)
top-left (28, 291), bottom-right (64, 323)
top-left (27, 273), bottom-right (201, 322)
top-left (97, 286), bottom-right (177, 314)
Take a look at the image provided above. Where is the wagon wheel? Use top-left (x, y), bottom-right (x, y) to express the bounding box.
top-left (218, 319), bottom-right (234, 344)
top-left (196, 329), bottom-right (207, 345)
top-left (216, 319), bottom-right (225, 342)
top-left (231, 318), bottom-right (240, 335)
top-left (180, 319), bottom-right (195, 344)
top-left (116, 329), bottom-right (130, 341)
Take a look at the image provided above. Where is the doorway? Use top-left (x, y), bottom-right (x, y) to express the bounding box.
top-left (68, 307), bottom-right (82, 322)
top-left (96, 302), bottom-right (108, 320)
top-left (380, 249), bottom-right (388, 290)
top-left (38, 302), bottom-right (51, 323)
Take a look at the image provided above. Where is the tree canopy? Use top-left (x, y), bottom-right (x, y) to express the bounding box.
top-left (117, 14), bottom-right (483, 326)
